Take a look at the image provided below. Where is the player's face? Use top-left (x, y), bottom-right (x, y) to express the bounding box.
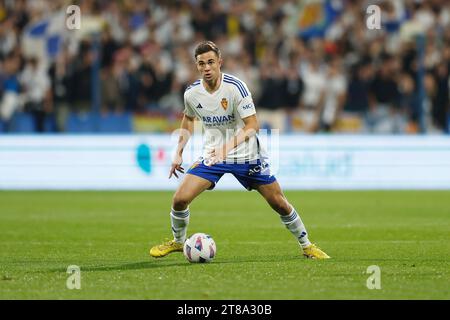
top-left (196, 51), bottom-right (222, 82)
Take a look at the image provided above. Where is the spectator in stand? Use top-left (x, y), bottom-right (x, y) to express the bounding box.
top-left (345, 60), bottom-right (373, 115)
top-left (281, 60), bottom-right (304, 112)
top-left (48, 49), bottom-right (73, 132)
top-left (431, 62), bottom-right (449, 133)
top-left (280, 57), bottom-right (304, 132)
top-left (319, 57), bottom-right (347, 132)
top-left (257, 50), bottom-right (286, 131)
top-left (100, 64), bottom-right (125, 115)
top-left (20, 57), bottom-right (51, 132)
top-left (299, 56), bottom-right (326, 132)
top-left (71, 42), bottom-right (94, 114)
top-left (0, 54), bottom-right (21, 131)
top-left (1, 0), bottom-right (449, 134)
top-left (0, 18), bottom-right (18, 59)
top-left (398, 72), bottom-right (419, 133)
top-left (368, 54), bottom-right (403, 133)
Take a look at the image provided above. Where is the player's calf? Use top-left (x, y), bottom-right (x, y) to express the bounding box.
top-left (266, 194), bottom-right (292, 216)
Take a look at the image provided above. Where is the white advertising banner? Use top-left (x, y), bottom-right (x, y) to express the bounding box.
top-left (0, 134), bottom-right (449, 190)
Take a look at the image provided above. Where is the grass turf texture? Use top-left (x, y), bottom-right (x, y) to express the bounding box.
top-left (0, 191), bottom-right (449, 300)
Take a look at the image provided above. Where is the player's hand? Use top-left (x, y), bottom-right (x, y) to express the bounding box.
top-left (169, 155), bottom-right (184, 179)
top-left (206, 147), bottom-right (225, 166)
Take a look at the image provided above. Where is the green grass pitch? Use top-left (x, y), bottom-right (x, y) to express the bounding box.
top-left (0, 190), bottom-right (449, 299)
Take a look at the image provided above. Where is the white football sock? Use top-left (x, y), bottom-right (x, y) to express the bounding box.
top-left (280, 207), bottom-right (311, 248)
top-left (170, 207), bottom-right (190, 244)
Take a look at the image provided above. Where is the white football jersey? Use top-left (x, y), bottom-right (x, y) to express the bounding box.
top-left (183, 73), bottom-right (261, 162)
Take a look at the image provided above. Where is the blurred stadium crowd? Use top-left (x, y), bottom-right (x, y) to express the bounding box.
top-left (0, 0), bottom-right (449, 134)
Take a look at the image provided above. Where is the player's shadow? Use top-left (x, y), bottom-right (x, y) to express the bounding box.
top-left (44, 261), bottom-right (186, 273)
top-left (76, 255), bottom-right (303, 272)
top-left (45, 255), bottom-right (304, 273)
top-left (80, 260), bottom-right (188, 272)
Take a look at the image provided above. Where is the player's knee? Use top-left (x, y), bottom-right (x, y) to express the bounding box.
top-left (172, 193), bottom-right (191, 211)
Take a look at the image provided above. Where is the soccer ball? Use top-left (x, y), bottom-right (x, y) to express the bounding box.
top-left (183, 233), bottom-right (217, 263)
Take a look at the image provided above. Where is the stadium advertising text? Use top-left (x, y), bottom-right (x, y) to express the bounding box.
top-left (1, 135), bottom-right (450, 190)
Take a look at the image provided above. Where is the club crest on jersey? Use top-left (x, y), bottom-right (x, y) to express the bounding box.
top-left (221, 98), bottom-right (228, 110)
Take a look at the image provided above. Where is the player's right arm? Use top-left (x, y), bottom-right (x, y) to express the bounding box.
top-left (169, 114), bottom-right (195, 179)
top-left (169, 91), bottom-right (196, 179)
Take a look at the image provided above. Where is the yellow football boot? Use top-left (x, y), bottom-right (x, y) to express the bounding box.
top-left (302, 243), bottom-right (331, 259)
top-left (150, 239), bottom-right (183, 258)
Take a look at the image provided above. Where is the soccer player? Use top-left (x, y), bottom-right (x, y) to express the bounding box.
top-left (150, 41), bottom-right (330, 259)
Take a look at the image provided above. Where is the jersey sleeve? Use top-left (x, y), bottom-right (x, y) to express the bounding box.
top-left (183, 91), bottom-right (195, 118)
top-left (235, 81), bottom-right (256, 119)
